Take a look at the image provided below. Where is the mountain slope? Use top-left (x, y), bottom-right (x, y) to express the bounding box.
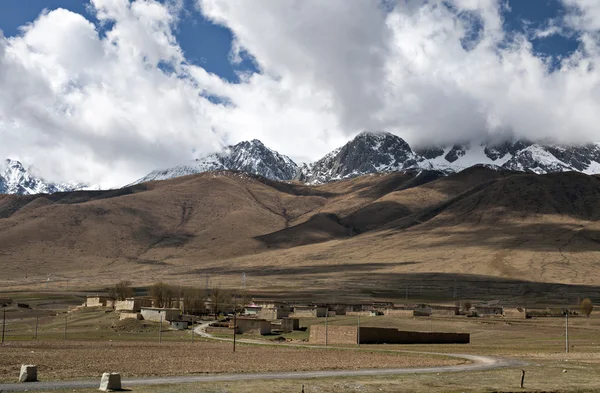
top-left (3, 167), bottom-right (600, 301)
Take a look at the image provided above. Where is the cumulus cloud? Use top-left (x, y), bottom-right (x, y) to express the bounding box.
top-left (3, 0), bottom-right (600, 186)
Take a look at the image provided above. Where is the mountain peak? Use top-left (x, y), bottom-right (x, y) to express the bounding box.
top-left (133, 139), bottom-right (298, 185)
top-left (133, 134), bottom-right (600, 187)
top-left (0, 159), bottom-right (84, 195)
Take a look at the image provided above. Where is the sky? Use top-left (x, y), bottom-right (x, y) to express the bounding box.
top-left (0, 0), bottom-right (600, 187)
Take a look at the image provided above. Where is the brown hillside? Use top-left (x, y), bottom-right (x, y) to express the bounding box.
top-left (1, 167), bottom-right (600, 302)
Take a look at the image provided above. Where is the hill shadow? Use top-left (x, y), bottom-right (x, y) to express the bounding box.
top-left (253, 272), bottom-right (600, 305)
top-left (188, 262), bottom-right (419, 277)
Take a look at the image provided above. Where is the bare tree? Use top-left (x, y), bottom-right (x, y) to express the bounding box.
top-left (114, 280), bottom-right (134, 301)
top-left (462, 301), bottom-right (472, 313)
top-left (210, 287), bottom-right (232, 319)
top-left (182, 287), bottom-right (206, 315)
top-left (107, 281), bottom-right (134, 305)
top-left (581, 298), bottom-right (594, 317)
top-left (150, 282), bottom-right (172, 308)
top-left (232, 289), bottom-right (251, 314)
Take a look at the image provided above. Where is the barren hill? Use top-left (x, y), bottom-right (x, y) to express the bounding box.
top-left (2, 167), bottom-right (600, 303)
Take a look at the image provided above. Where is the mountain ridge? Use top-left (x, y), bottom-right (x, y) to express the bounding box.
top-left (133, 132), bottom-right (600, 186)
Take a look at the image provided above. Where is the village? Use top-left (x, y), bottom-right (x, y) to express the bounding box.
top-left (76, 290), bottom-right (579, 345)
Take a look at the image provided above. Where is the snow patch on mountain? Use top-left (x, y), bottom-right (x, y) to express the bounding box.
top-left (133, 139), bottom-right (298, 184)
top-left (0, 159), bottom-right (86, 195)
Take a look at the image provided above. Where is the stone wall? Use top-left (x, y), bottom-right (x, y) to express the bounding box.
top-left (383, 309), bottom-right (414, 317)
top-left (232, 318), bottom-right (272, 335)
top-left (309, 326), bottom-right (470, 345)
top-left (309, 326), bottom-right (358, 345)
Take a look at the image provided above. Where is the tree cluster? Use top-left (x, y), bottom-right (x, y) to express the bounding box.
top-left (107, 280), bottom-right (134, 301)
top-left (150, 282), bottom-right (206, 315)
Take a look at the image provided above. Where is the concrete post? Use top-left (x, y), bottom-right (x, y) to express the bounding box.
top-left (99, 372), bottom-right (121, 391)
top-left (19, 365), bottom-right (37, 382)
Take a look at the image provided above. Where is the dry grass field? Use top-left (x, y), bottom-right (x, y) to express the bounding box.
top-left (0, 340), bottom-right (463, 382)
top-left (1, 167), bottom-right (600, 305)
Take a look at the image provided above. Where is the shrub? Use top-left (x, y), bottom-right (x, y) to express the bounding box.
top-left (581, 298), bottom-right (593, 317)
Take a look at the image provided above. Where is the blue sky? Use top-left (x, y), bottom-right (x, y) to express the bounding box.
top-left (0, 0), bottom-right (579, 82)
top-left (0, 0), bottom-right (257, 82)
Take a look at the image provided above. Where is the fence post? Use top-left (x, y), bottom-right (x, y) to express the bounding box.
top-left (325, 313), bottom-right (328, 347)
top-left (64, 314), bottom-right (67, 340)
top-left (357, 315), bottom-right (360, 346)
top-left (191, 321), bottom-right (194, 343)
top-left (35, 317), bottom-right (38, 339)
top-left (233, 312), bottom-right (237, 353)
top-left (159, 315), bottom-right (162, 344)
top-left (2, 308), bottom-right (5, 344)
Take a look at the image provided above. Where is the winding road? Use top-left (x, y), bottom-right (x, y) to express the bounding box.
top-left (0, 322), bottom-right (525, 392)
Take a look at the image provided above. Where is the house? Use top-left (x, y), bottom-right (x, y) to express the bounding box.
top-left (116, 297), bottom-right (153, 312)
top-left (86, 296), bottom-right (114, 308)
top-left (170, 320), bottom-right (189, 330)
top-left (504, 307), bottom-right (527, 319)
top-left (244, 304), bottom-right (262, 316)
top-left (119, 312), bottom-right (143, 320)
top-left (140, 307), bottom-right (181, 322)
top-left (258, 304), bottom-right (293, 320)
top-left (231, 318), bottom-right (272, 335)
top-left (430, 305), bottom-right (460, 316)
top-left (291, 305), bottom-right (328, 318)
top-left (474, 305), bottom-right (504, 316)
top-left (281, 318), bottom-right (300, 333)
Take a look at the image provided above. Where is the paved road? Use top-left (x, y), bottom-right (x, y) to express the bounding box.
top-left (0, 322), bottom-right (526, 392)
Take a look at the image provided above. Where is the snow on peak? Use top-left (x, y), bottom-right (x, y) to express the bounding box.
top-left (0, 159), bottom-right (86, 195)
top-left (133, 140), bottom-right (299, 185)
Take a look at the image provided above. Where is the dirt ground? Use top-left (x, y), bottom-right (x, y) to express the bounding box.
top-left (0, 340), bottom-right (463, 382)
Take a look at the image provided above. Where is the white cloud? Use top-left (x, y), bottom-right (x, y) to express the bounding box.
top-left (2, 0), bottom-right (600, 187)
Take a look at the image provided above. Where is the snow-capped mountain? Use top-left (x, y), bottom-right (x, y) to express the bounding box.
top-left (134, 132), bottom-right (600, 187)
top-left (297, 131), bottom-right (420, 184)
top-left (0, 159), bottom-right (85, 195)
top-left (415, 140), bottom-right (600, 175)
top-left (133, 139), bottom-right (299, 184)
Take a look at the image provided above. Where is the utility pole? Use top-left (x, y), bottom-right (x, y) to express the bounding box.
top-left (565, 311), bottom-right (569, 353)
top-left (357, 315), bottom-right (360, 346)
top-left (325, 313), bottom-right (328, 347)
top-left (1, 308), bottom-right (5, 344)
top-left (233, 311), bottom-right (237, 353)
top-left (159, 315), bottom-right (163, 344)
